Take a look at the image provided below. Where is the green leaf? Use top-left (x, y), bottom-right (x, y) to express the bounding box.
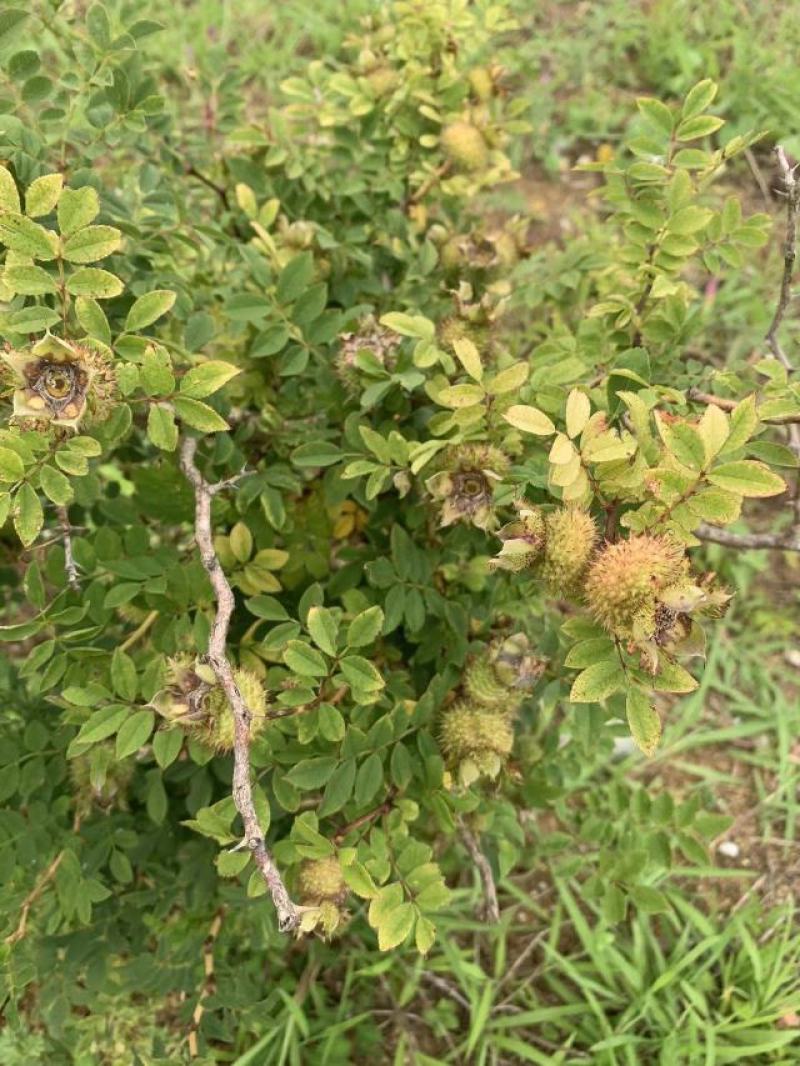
top-left (376, 900), bottom-right (415, 951)
top-left (66, 267), bottom-right (123, 298)
top-left (111, 648), bottom-right (138, 701)
top-left (290, 441), bottom-right (342, 467)
top-left (415, 915), bottom-right (436, 954)
top-left (707, 460), bottom-right (786, 498)
top-left (180, 360), bottom-right (241, 399)
top-left (172, 396), bottom-right (229, 432)
top-left (346, 605), bottom-right (384, 648)
top-left (146, 405), bottom-right (178, 451)
top-left (318, 757), bottom-right (356, 816)
top-left (153, 728), bottom-right (183, 769)
top-left (0, 211), bottom-right (56, 259)
top-left (125, 289), bottom-right (176, 331)
top-left (39, 464), bottom-right (73, 505)
top-left (487, 361), bottom-right (529, 395)
top-left (667, 206), bottom-right (713, 235)
top-left (283, 639), bottom-right (328, 677)
top-left (75, 705), bottom-right (129, 744)
top-left (629, 885), bottom-right (670, 915)
top-left (355, 752), bottom-right (383, 805)
top-left (75, 296), bottom-right (111, 343)
top-left (276, 251), bottom-right (314, 304)
top-left (681, 79), bottom-right (717, 120)
top-left (650, 658), bottom-right (698, 694)
top-left (13, 482), bottom-right (43, 545)
top-left (8, 306), bottom-right (61, 332)
top-left (676, 115), bottom-right (724, 141)
top-left (306, 605), bottom-right (338, 656)
top-left (115, 709), bottom-right (155, 759)
top-left (602, 883), bottom-right (627, 924)
top-left (342, 859), bottom-right (379, 898)
top-left (569, 659), bottom-right (625, 703)
top-left (62, 224), bottom-right (122, 263)
top-left (379, 311), bottom-right (435, 340)
top-left (503, 404), bottom-right (556, 436)
top-left (25, 173), bottom-right (63, 217)
top-left (626, 688), bottom-right (661, 756)
top-left (285, 756), bottom-right (338, 790)
top-left (3, 264), bottom-right (57, 295)
top-left (0, 446), bottom-right (24, 482)
top-left (636, 96), bottom-right (674, 135)
top-left (340, 655), bottom-right (384, 691)
top-left (58, 186), bottom-right (100, 236)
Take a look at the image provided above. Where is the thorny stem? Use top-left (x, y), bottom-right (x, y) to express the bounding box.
top-left (179, 436), bottom-right (299, 932)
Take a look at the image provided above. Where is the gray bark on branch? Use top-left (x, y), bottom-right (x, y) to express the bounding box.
top-left (180, 436), bottom-right (299, 932)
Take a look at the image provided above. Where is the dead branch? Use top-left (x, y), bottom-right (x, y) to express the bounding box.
top-left (187, 908), bottom-right (225, 1058)
top-left (766, 146), bottom-right (800, 373)
top-left (4, 850), bottom-right (65, 946)
top-left (694, 522), bottom-right (800, 552)
top-left (180, 436), bottom-right (299, 932)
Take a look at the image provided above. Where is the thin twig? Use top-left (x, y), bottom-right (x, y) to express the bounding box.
top-left (119, 609), bottom-right (159, 653)
top-left (187, 908), bottom-right (225, 1058)
top-left (5, 850), bottom-right (65, 945)
top-left (744, 147), bottom-right (772, 208)
top-left (334, 791), bottom-right (395, 844)
top-left (765, 146), bottom-right (799, 374)
top-left (422, 972), bottom-right (470, 1010)
top-left (458, 824), bottom-right (500, 924)
top-left (695, 522), bottom-right (800, 552)
top-left (57, 505), bottom-right (79, 590)
top-left (180, 436), bottom-right (299, 932)
top-left (687, 388), bottom-right (800, 423)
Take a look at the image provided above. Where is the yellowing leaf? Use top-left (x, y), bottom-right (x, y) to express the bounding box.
top-left (569, 659), bottom-right (625, 703)
top-left (626, 688), bottom-right (661, 756)
top-left (707, 460), bottom-right (786, 498)
top-left (504, 404), bottom-right (555, 436)
top-left (452, 337), bottom-right (483, 382)
top-left (565, 389), bottom-right (591, 438)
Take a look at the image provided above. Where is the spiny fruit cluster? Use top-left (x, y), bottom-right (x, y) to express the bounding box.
top-left (492, 504), bottom-right (728, 674)
top-left (439, 633), bottom-right (545, 787)
top-left (585, 534), bottom-right (729, 673)
top-left (153, 657), bottom-right (268, 752)
top-left (296, 856), bottom-right (348, 938)
top-left (492, 501), bottom-right (597, 597)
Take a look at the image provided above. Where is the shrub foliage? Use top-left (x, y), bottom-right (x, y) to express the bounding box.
top-left (1, 1), bottom-right (799, 1058)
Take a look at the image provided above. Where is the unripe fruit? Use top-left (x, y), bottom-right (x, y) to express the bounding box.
top-left (298, 856), bottom-right (346, 903)
top-left (441, 121), bottom-right (489, 171)
top-left (439, 700), bottom-right (514, 760)
top-left (156, 658), bottom-right (268, 753)
top-left (541, 508), bottom-right (597, 597)
top-left (584, 534), bottom-right (688, 641)
top-left (491, 503), bottom-right (546, 573)
top-left (468, 67), bottom-right (494, 102)
top-left (197, 669), bottom-right (267, 752)
top-left (464, 654), bottom-right (513, 710)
